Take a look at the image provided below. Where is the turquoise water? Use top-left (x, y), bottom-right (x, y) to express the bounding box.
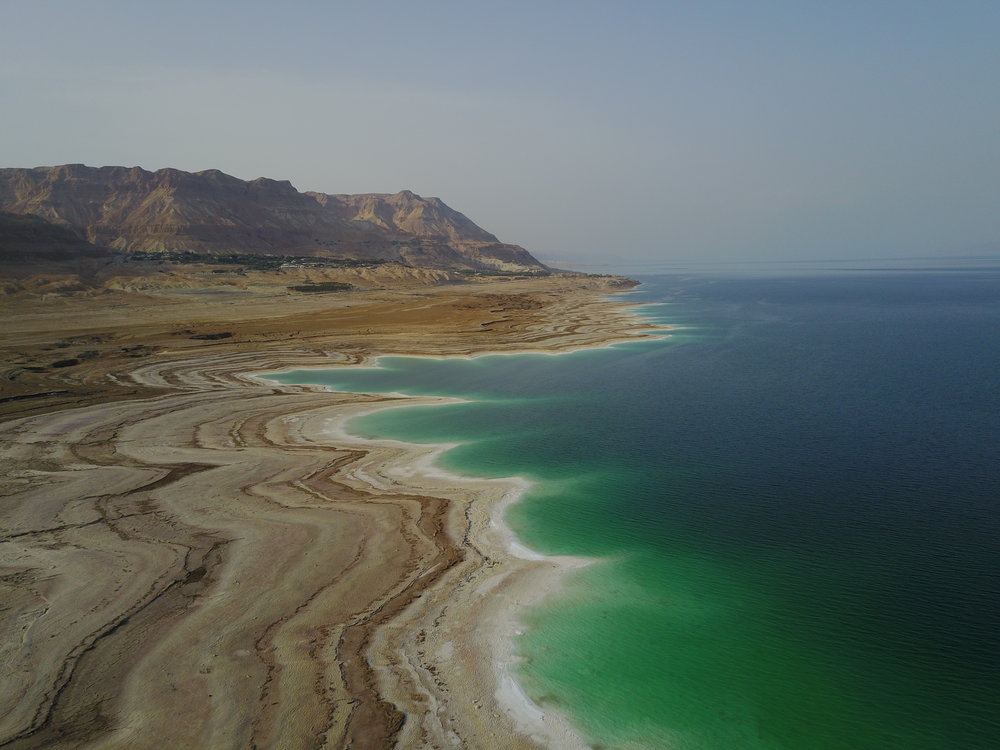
top-left (266, 267), bottom-right (1000, 749)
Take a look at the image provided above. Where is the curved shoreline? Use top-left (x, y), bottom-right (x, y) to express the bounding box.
top-left (306, 395), bottom-right (593, 748)
top-left (0, 276), bottom-right (662, 748)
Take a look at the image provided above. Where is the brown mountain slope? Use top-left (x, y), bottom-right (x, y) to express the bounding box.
top-left (0, 211), bottom-right (114, 277)
top-left (311, 190), bottom-right (499, 243)
top-left (0, 165), bottom-right (547, 272)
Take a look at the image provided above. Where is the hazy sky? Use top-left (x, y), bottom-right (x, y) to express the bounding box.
top-left (2, 1), bottom-right (998, 265)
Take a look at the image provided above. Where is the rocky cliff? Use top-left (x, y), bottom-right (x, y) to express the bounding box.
top-left (0, 165), bottom-right (547, 272)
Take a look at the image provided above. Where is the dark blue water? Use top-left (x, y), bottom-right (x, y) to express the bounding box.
top-left (267, 266), bottom-right (1000, 748)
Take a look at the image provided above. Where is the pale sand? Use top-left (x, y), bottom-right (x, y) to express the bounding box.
top-left (0, 273), bottom-right (662, 748)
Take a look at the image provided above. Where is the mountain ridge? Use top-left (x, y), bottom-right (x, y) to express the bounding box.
top-left (0, 164), bottom-right (547, 272)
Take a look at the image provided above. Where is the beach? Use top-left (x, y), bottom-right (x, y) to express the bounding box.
top-left (0, 273), bottom-right (656, 748)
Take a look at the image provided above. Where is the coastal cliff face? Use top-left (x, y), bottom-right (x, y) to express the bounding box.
top-left (0, 164), bottom-right (547, 272)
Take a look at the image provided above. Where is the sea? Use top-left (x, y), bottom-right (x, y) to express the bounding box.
top-left (265, 259), bottom-right (1000, 749)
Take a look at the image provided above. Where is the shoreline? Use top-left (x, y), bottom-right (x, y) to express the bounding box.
top-left (0, 274), bottom-right (662, 748)
top-left (305, 395), bottom-right (593, 748)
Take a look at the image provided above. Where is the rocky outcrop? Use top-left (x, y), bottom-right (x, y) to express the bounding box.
top-left (0, 165), bottom-right (548, 272)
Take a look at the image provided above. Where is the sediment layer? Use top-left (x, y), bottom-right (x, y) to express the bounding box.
top-left (0, 275), bottom-right (657, 748)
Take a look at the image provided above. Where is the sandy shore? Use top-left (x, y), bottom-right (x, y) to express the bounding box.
top-left (0, 273), bottom-right (659, 748)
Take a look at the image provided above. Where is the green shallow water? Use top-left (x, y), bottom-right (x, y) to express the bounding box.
top-left (266, 270), bottom-right (1000, 749)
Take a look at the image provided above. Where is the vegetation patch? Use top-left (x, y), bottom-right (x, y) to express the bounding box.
top-left (286, 282), bottom-right (354, 294)
top-left (126, 252), bottom-right (390, 270)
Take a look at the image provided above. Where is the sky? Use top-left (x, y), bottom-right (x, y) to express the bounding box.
top-left (2, 0), bottom-right (998, 266)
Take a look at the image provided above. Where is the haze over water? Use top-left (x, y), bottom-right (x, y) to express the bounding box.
top-left (6, 3), bottom-right (999, 267)
top-left (269, 260), bottom-right (1000, 748)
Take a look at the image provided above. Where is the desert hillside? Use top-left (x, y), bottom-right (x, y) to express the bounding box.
top-left (0, 165), bottom-right (547, 272)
